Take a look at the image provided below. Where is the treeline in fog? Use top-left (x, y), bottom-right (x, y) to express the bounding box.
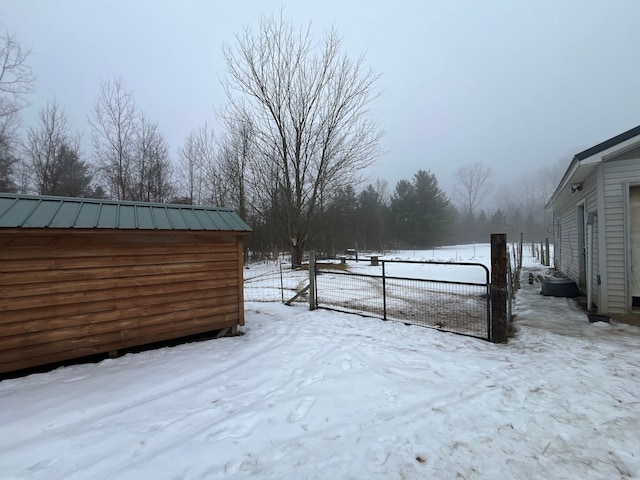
top-left (0, 18), bottom-right (560, 265)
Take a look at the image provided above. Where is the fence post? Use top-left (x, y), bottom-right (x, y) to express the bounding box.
top-left (545, 237), bottom-right (550, 266)
top-left (491, 234), bottom-right (508, 343)
top-left (382, 260), bottom-right (387, 320)
top-left (540, 241), bottom-right (544, 264)
top-left (309, 250), bottom-right (316, 310)
top-left (279, 262), bottom-right (285, 303)
top-left (518, 233), bottom-right (523, 269)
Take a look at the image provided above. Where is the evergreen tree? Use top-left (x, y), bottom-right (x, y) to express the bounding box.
top-left (390, 170), bottom-right (451, 247)
top-left (48, 144), bottom-right (94, 197)
top-left (488, 208), bottom-right (509, 234)
top-left (357, 184), bottom-right (388, 252)
top-left (324, 185), bottom-right (359, 253)
top-left (0, 136), bottom-right (17, 192)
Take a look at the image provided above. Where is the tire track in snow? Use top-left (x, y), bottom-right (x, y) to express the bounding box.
top-left (2, 313), bottom-right (300, 453)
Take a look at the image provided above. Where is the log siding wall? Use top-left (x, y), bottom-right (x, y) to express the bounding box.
top-left (0, 229), bottom-right (245, 374)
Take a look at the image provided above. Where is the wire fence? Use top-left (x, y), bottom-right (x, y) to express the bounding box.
top-left (314, 270), bottom-right (384, 316)
top-left (243, 241), bottom-right (541, 341)
top-left (385, 276), bottom-right (487, 338)
top-left (243, 258), bottom-right (491, 339)
top-left (315, 260), bottom-right (490, 340)
top-left (510, 238), bottom-right (554, 268)
top-left (243, 260), bottom-right (308, 303)
top-left (507, 237), bottom-right (553, 325)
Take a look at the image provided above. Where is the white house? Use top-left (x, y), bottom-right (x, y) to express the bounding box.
top-left (546, 125), bottom-right (640, 314)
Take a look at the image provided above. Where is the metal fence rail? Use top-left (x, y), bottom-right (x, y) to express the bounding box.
top-left (315, 259), bottom-right (490, 340)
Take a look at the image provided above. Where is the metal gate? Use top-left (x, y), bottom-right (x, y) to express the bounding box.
top-left (314, 259), bottom-right (491, 340)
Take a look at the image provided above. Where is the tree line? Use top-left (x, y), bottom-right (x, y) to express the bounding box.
top-left (0, 17), bottom-right (559, 266)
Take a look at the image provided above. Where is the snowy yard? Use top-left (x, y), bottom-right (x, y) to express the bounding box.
top-left (1, 246), bottom-right (640, 479)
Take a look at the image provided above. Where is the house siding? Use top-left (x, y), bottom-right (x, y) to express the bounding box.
top-left (549, 131), bottom-right (640, 315)
top-left (590, 174), bottom-right (600, 310)
top-left (602, 156), bottom-right (640, 312)
top-left (552, 172), bottom-right (600, 306)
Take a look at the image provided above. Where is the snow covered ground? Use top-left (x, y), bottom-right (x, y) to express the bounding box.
top-left (2, 245), bottom-right (640, 479)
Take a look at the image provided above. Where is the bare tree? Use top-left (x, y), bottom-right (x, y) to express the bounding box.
top-left (0, 31), bottom-right (35, 191)
top-left (514, 158), bottom-right (565, 226)
top-left (0, 31), bottom-right (35, 122)
top-left (177, 124), bottom-right (214, 205)
top-left (23, 99), bottom-right (91, 196)
top-left (374, 178), bottom-right (390, 207)
top-left (11, 157), bottom-right (31, 194)
top-left (131, 113), bottom-right (174, 202)
top-left (536, 159), bottom-right (566, 203)
top-left (454, 162), bottom-right (493, 217)
top-left (89, 77), bottom-right (136, 200)
top-left (222, 14), bottom-right (383, 266)
top-left (24, 99), bottom-right (67, 193)
top-left (217, 116), bottom-right (255, 219)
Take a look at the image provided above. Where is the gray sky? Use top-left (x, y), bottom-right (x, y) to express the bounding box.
top-left (3, 0), bottom-right (640, 201)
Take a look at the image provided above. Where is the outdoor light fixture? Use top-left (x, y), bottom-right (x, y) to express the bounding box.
top-left (571, 183), bottom-right (583, 193)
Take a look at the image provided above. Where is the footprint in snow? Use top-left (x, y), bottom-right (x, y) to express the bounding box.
top-left (287, 396), bottom-right (316, 423)
top-left (341, 356), bottom-right (352, 371)
top-left (204, 412), bottom-right (261, 442)
top-left (297, 370), bottom-right (325, 389)
top-left (383, 389), bottom-right (398, 403)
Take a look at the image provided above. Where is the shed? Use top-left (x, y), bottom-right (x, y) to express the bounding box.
top-left (0, 193), bottom-right (251, 374)
top-left (546, 124), bottom-right (640, 314)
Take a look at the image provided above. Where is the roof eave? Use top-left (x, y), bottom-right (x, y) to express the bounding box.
top-left (546, 129), bottom-right (640, 210)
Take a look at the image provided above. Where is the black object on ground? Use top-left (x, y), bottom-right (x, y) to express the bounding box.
top-left (587, 313), bottom-right (611, 323)
top-left (539, 277), bottom-right (581, 297)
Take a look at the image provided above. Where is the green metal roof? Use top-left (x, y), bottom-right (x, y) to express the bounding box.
top-left (0, 194), bottom-right (252, 232)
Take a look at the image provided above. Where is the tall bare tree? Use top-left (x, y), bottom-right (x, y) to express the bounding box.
top-left (0, 31), bottom-right (35, 191)
top-left (177, 124), bottom-right (215, 205)
top-left (217, 116), bottom-right (255, 219)
top-left (131, 113), bottom-right (174, 202)
top-left (89, 77), bottom-right (136, 200)
top-left (454, 162), bottom-right (493, 217)
top-left (222, 14), bottom-right (383, 266)
top-left (509, 158), bottom-right (565, 227)
top-left (24, 99), bottom-right (67, 193)
top-left (0, 31), bottom-right (35, 123)
top-left (23, 99), bottom-right (91, 196)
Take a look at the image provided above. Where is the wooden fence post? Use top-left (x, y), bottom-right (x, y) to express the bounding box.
top-left (518, 232), bottom-right (524, 269)
top-left (309, 250), bottom-right (316, 310)
top-left (491, 234), bottom-right (508, 343)
top-left (545, 237), bottom-right (550, 266)
top-left (540, 241), bottom-right (544, 265)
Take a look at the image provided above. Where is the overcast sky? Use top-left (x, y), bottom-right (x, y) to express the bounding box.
top-left (3, 0), bottom-right (640, 201)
